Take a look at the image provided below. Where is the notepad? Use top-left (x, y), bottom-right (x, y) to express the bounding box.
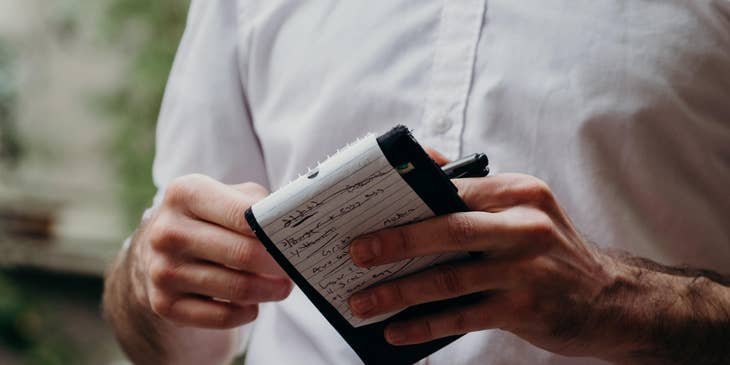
top-left (250, 132), bottom-right (466, 327)
top-left (245, 125), bottom-right (478, 365)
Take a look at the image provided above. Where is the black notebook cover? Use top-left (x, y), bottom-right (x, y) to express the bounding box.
top-left (245, 125), bottom-right (474, 364)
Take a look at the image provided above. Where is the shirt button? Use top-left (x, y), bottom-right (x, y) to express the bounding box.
top-left (431, 117), bottom-right (453, 134)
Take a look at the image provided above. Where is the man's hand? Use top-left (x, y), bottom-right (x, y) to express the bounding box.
top-left (348, 174), bottom-right (615, 353)
top-left (104, 174), bottom-right (292, 364)
top-left (347, 173), bottom-right (730, 364)
top-left (134, 175), bottom-right (291, 327)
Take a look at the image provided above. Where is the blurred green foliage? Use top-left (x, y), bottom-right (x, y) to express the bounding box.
top-left (99, 0), bottom-right (190, 228)
top-left (0, 273), bottom-right (79, 365)
top-left (0, 2), bottom-right (191, 363)
top-left (0, 42), bottom-right (23, 171)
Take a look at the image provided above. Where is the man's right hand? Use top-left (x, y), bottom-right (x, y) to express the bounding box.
top-left (104, 174), bottom-right (292, 364)
top-left (132, 174), bottom-right (293, 328)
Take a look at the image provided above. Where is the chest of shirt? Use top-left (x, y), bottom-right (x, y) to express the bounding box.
top-left (231, 0), bottom-right (730, 272)
top-left (237, 0), bottom-right (729, 178)
top-left (230, 2), bottom-right (730, 363)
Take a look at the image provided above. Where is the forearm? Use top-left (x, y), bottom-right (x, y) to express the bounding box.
top-left (102, 229), bottom-right (239, 365)
top-left (598, 253), bottom-right (730, 365)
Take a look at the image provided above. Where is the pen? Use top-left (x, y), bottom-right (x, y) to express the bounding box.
top-left (441, 153), bottom-right (490, 179)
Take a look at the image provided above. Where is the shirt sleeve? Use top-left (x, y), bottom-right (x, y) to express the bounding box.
top-left (152, 0), bottom-right (267, 204)
top-left (148, 0), bottom-right (265, 356)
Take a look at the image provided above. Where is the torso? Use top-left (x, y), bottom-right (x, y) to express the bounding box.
top-left (233, 1), bottom-right (730, 363)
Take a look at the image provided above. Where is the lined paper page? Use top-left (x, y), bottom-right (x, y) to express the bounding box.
top-left (252, 135), bottom-right (460, 327)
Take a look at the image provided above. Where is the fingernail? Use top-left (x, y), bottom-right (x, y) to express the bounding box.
top-left (349, 292), bottom-right (375, 316)
top-left (350, 236), bottom-right (380, 266)
top-left (386, 323), bottom-right (408, 345)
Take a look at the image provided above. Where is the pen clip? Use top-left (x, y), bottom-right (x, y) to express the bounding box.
top-left (441, 153), bottom-right (490, 179)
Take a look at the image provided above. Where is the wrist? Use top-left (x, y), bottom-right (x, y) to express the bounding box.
top-left (580, 253), bottom-right (680, 364)
top-left (589, 258), bottom-right (649, 363)
top-left (103, 230), bottom-right (170, 364)
top-left (597, 257), bottom-right (724, 365)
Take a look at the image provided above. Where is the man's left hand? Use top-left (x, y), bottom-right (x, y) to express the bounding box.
top-left (348, 173), bottom-right (626, 358)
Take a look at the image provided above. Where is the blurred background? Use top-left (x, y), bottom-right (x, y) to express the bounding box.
top-left (0, 0), bottom-right (189, 363)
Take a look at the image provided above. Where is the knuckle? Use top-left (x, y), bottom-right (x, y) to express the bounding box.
top-left (393, 227), bottom-right (415, 254)
top-left (164, 177), bottom-right (192, 206)
top-left (434, 265), bottom-right (463, 296)
top-left (147, 228), bottom-right (167, 252)
top-left (164, 174), bottom-right (209, 207)
top-left (421, 318), bottom-right (435, 339)
top-left (527, 257), bottom-right (556, 284)
top-left (148, 218), bottom-right (185, 252)
top-left (229, 278), bottom-right (252, 299)
top-left (212, 308), bottom-right (237, 328)
top-left (525, 212), bottom-right (555, 239)
top-left (378, 282), bottom-right (406, 307)
top-left (242, 305), bottom-right (260, 324)
top-left (223, 201), bottom-right (248, 232)
top-left (446, 213), bottom-right (476, 246)
top-left (274, 280), bottom-right (294, 300)
top-left (148, 260), bottom-right (179, 287)
top-left (229, 241), bottom-right (255, 268)
top-left (521, 177), bottom-right (556, 207)
top-left (452, 310), bottom-right (469, 333)
top-left (149, 291), bottom-right (175, 318)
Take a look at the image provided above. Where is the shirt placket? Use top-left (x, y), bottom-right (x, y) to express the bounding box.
top-left (417, 0), bottom-right (487, 161)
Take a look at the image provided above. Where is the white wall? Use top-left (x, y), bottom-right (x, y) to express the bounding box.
top-left (0, 0), bottom-right (127, 246)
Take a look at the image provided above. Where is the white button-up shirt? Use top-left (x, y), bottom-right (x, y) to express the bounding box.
top-left (151, 1), bottom-right (730, 364)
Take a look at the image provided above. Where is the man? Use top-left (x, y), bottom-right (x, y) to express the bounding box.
top-left (103, 1), bottom-right (730, 364)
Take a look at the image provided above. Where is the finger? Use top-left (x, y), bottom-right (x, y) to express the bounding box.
top-left (424, 147), bottom-right (450, 166)
top-left (164, 175), bottom-right (267, 235)
top-left (156, 262), bottom-right (292, 304)
top-left (155, 294), bottom-right (260, 329)
top-left (350, 207), bottom-right (550, 266)
top-left (166, 216), bottom-right (285, 276)
top-left (383, 293), bottom-right (510, 345)
top-left (349, 258), bottom-right (516, 318)
top-left (452, 173), bottom-right (558, 213)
